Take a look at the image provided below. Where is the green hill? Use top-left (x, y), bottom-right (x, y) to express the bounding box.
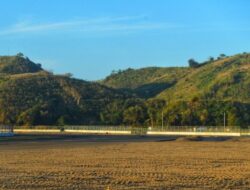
top-left (101, 67), bottom-right (189, 98)
top-left (0, 54), bottom-right (132, 126)
top-left (0, 53), bottom-right (250, 127)
top-left (0, 54), bottom-right (43, 74)
top-left (100, 53), bottom-right (250, 127)
top-left (157, 53), bottom-right (250, 103)
top-left (101, 53), bottom-right (250, 103)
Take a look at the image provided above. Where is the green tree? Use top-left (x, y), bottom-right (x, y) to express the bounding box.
top-left (200, 109), bottom-right (209, 125)
top-left (188, 59), bottom-right (200, 68)
top-left (146, 99), bottom-right (166, 127)
top-left (100, 100), bottom-right (124, 125)
top-left (208, 56), bottom-right (214, 62)
top-left (16, 52), bottom-right (24, 57)
top-left (123, 105), bottom-right (147, 126)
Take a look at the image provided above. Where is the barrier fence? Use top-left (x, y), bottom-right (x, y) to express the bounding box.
top-left (13, 126), bottom-right (250, 136)
top-left (0, 125), bottom-right (14, 136)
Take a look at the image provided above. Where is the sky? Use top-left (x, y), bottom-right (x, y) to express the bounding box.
top-left (0, 0), bottom-right (250, 80)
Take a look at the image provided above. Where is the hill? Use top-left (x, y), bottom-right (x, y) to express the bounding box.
top-left (0, 53), bottom-right (250, 127)
top-left (0, 54), bottom-right (132, 126)
top-left (100, 53), bottom-right (250, 127)
top-left (101, 53), bottom-right (250, 103)
top-left (0, 54), bottom-right (43, 74)
top-left (101, 67), bottom-right (189, 98)
top-left (157, 53), bottom-right (250, 102)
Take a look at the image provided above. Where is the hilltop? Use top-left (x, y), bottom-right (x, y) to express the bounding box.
top-left (0, 53), bottom-right (43, 74)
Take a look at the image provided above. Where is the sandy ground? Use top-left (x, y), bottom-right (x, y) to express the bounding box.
top-left (0, 135), bottom-right (250, 190)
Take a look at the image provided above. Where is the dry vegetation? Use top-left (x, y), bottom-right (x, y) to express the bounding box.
top-left (0, 136), bottom-right (250, 190)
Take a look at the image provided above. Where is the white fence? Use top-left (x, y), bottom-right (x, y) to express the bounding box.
top-left (13, 126), bottom-right (250, 137)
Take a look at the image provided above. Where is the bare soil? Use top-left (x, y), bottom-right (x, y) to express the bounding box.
top-left (0, 135), bottom-right (250, 189)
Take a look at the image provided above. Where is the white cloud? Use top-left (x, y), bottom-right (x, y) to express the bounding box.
top-left (0, 16), bottom-right (177, 36)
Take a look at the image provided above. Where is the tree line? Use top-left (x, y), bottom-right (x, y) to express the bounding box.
top-left (100, 98), bottom-right (250, 128)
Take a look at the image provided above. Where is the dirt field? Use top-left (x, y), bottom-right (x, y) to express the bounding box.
top-left (0, 135), bottom-right (250, 190)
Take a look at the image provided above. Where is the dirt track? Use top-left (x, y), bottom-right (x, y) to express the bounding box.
top-left (0, 135), bottom-right (250, 189)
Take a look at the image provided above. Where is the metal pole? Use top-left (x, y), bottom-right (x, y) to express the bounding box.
top-left (161, 110), bottom-right (164, 130)
top-left (224, 112), bottom-right (226, 131)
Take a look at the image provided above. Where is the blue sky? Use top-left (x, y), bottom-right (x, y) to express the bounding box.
top-left (0, 0), bottom-right (250, 80)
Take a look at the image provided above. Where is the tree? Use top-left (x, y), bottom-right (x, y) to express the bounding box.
top-left (57, 116), bottom-right (67, 126)
top-left (16, 52), bottom-right (24, 57)
top-left (100, 100), bottom-right (124, 125)
top-left (146, 99), bottom-right (166, 127)
top-left (208, 56), bottom-right (214, 62)
top-left (200, 109), bottom-right (209, 125)
top-left (188, 59), bottom-right (200, 68)
top-left (218, 54), bottom-right (226, 59)
top-left (220, 54), bottom-right (226, 58)
top-left (123, 105), bottom-right (147, 126)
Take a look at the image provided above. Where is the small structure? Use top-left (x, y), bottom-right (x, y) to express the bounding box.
top-left (0, 125), bottom-right (14, 137)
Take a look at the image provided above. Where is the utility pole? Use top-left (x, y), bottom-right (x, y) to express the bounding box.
top-left (223, 112), bottom-right (226, 131)
top-left (161, 110), bottom-right (164, 130)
